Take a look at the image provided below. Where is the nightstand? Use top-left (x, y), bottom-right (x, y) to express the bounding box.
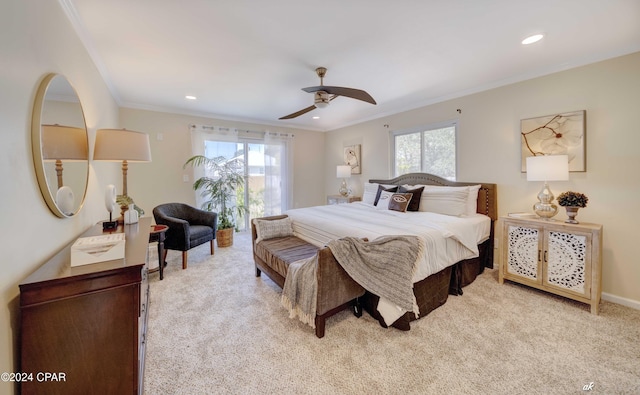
top-left (499, 216), bottom-right (603, 314)
top-left (327, 195), bottom-right (361, 205)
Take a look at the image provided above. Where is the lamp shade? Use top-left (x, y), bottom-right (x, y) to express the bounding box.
top-left (526, 155), bottom-right (569, 181)
top-left (94, 129), bottom-right (152, 162)
top-left (336, 165), bottom-right (351, 178)
top-left (41, 124), bottom-right (88, 161)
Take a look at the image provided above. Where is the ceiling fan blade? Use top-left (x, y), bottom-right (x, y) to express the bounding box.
top-left (278, 104), bottom-right (317, 120)
top-left (302, 85), bottom-right (376, 105)
top-left (279, 95), bottom-right (338, 120)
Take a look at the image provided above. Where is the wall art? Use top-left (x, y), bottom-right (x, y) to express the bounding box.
top-left (344, 144), bottom-right (361, 174)
top-left (521, 110), bottom-right (586, 172)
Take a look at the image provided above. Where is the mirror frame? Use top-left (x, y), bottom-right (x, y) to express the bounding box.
top-left (32, 73), bottom-right (89, 218)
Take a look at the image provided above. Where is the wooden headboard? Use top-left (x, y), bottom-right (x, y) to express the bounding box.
top-left (369, 173), bottom-right (498, 221)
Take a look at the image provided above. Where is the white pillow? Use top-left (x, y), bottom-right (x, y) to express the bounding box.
top-left (253, 217), bottom-right (293, 244)
top-left (419, 187), bottom-right (469, 216)
top-left (466, 185), bottom-right (481, 216)
top-left (362, 182), bottom-right (379, 205)
top-left (414, 186), bottom-right (467, 212)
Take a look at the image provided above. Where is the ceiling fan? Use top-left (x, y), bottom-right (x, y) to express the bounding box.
top-left (279, 67), bottom-right (376, 120)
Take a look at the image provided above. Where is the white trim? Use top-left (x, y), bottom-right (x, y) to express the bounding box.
top-left (602, 292), bottom-right (640, 311)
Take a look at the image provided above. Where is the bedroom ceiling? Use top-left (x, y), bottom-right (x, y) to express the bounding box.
top-left (63, 0), bottom-right (640, 132)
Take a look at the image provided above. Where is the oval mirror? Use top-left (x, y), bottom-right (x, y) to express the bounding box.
top-left (32, 74), bottom-right (89, 218)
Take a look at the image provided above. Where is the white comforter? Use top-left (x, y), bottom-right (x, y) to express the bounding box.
top-left (286, 202), bottom-right (490, 283)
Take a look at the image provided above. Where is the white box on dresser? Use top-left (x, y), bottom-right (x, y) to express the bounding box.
top-left (70, 233), bottom-right (125, 266)
top-left (499, 216), bottom-right (603, 314)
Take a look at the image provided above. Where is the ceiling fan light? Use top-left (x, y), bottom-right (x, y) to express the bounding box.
top-left (314, 91), bottom-right (330, 108)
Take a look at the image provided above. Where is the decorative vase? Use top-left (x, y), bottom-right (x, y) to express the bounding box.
top-left (124, 203), bottom-right (139, 224)
top-left (564, 206), bottom-right (580, 224)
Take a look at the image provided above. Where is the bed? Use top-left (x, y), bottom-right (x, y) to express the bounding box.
top-left (285, 173), bottom-right (497, 330)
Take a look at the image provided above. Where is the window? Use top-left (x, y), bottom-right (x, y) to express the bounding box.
top-left (391, 122), bottom-right (457, 180)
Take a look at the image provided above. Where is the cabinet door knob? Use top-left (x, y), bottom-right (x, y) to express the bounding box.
top-left (544, 250), bottom-right (548, 263)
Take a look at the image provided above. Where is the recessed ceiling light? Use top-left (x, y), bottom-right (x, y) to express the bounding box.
top-left (312, 116), bottom-right (320, 119)
top-left (185, 95), bottom-right (197, 100)
top-left (522, 34), bottom-right (544, 45)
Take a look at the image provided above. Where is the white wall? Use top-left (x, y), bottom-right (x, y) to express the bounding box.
top-left (118, 108), bottom-right (326, 216)
top-left (326, 52), bottom-right (640, 305)
top-left (2, 4), bottom-right (638, 394)
top-left (0, 2), bottom-right (121, 394)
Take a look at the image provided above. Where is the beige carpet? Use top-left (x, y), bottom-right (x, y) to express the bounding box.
top-left (144, 232), bottom-right (640, 395)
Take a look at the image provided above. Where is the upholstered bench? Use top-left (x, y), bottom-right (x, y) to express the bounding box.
top-left (251, 215), bottom-right (365, 338)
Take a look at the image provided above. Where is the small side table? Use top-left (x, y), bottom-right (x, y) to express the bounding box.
top-left (327, 195), bottom-right (361, 205)
top-left (149, 224), bottom-right (169, 280)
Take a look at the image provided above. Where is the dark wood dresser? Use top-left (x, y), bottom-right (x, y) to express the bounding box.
top-left (19, 217), bottom-right (151, 395)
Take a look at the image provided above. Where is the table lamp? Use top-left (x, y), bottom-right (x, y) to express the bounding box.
top-left (94, 129), bottom-right (152, 219)
top-left (526, 154), bottom-right (569, 219)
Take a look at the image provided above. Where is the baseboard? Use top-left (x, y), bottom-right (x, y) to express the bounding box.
top-left (602, 292), bottom-right (640, 311)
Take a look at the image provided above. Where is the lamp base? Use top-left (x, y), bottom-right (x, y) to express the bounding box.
top-left (533, 181), bottom-right (558, 219)
top-left (103, 220), bottom-right (118, 231)
top-left (339, 179), bottom-right (351, 197)
top-left (533, 202), bottom-right (558, 219)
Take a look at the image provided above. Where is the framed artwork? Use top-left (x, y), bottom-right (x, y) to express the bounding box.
top-left (344, 144), bottom-right (361, 174)
top-left (521, 110), bottom-right (586, 172)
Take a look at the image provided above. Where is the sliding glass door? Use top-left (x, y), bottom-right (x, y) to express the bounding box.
top-left (202, 140), bottom-right (286, 231)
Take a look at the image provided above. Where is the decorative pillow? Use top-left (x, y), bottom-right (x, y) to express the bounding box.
top-left (254, 217), bottom-right (293, 244)
top-left (375, 191), bottom-right (413, 212)
top-left (387, 193), bottom-right (413, 213)
top-left (398, 185), bottom-right (424, 212)
top-left (374, 185), bottom-right (398, 206)
top-left (362, 182), bottom-right (379, 205)
top-left (420, 188), bottom-right (468, 216)
top-left (375, 190), bottom-right (394, 210)
top-left (466, 185), bottom-right (482, 216)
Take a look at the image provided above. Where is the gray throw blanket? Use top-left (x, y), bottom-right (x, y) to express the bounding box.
top-left (281, 235), bottom-right (422, 327)
top-left (281, 255), bottom-right (318, 328)
top-left (328, 236), bottom-right (422, 315)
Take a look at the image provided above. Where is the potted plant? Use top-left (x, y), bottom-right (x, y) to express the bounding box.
top-left (557, 191), bottom-right (588, 224)
top-left (183, 155), bottom-right (247, 247)
top-left (116, 195), bottom-right (145, 216)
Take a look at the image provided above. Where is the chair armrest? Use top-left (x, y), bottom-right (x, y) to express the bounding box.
top-left (154, 215), bottom-right (190, 250)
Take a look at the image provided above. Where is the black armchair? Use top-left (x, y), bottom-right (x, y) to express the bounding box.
top-left (153, 203), bottom-right (217, 269)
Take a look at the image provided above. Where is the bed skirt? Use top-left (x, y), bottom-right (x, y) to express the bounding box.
top-left (450, 238), bottom-right (492, 294)
top-left (362, 265), bottom-right (452, 330)
top-left (362, 239), bottom-right (492, 331)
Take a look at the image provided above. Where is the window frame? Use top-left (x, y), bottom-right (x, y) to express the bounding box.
top-left (390, 120), bottom-right (458, 180)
